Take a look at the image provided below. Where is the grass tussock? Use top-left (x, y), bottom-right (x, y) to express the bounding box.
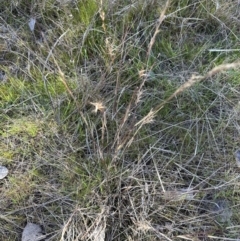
top-left (1, 0), bottom-right (240, 240)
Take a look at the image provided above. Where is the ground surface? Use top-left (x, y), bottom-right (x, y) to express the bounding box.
top-left (1, 0), bottom-right (240, 240)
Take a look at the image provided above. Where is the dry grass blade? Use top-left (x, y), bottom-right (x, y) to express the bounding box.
top-left (114, 0), bottom-right (170, 152)
top-left (177, 234), bottom-right (201, 241)
top-left (147, 0), bottom-right (170, 57)
top-left (136, 61), bottom-right (240, 127)
top-left (1, 1), bottom-right (240, 240)
top-left (204, 62), bottom-right (240, 78)
top-left (207, 236), bottom-right (239, 240)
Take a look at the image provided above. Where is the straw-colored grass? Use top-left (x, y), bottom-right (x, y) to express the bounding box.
top-left (1, 0), bottom-right (240, 240)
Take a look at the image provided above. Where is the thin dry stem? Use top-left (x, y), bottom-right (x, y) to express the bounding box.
top-left (115, 0), bottom-right (170, 152)
top-left (99, 0), bottom-right (106, 33)
top-left (123, 61), bottom-right (240, 153)
top-left (113, 86), bottom-right (139, 151)
top-left (147, 0), bottom-right (170, 57)
top-left (136, 61), bottom-right (240, 128)
top-left (46, 38), bottom-right (91, 131)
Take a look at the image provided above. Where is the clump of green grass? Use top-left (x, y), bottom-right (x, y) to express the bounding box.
top-left (1, 0), bottom-right (240, 240)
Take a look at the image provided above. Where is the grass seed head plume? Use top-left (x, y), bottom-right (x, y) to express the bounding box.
top-left (90, 101), bottom-right (106, 113)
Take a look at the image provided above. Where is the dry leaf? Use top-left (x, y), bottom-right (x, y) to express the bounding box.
top-left (0, 166), bottom-right (8, 179)
top-left (28, 18), bottom-right (36, 32)
top-left (22, 223), bottom-right (46, 241)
